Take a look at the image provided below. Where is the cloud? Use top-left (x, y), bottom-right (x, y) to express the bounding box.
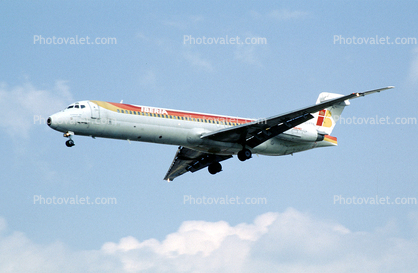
top-left (1, 208), bottom-right (418, 272)
top-left (0, 80), bottom-right (74, 138)
top-left (234, 43), bottom-right (263, 67)
top-left (251, 9), bottom-right (309, 21)
top-left (182, 51), bottom-right (213, 71)
top-left (136, 32), bottom-right (150, 43)
top-left (162, 15), bottom-right (205, 30)
top-left (407, 47), bottom-right (418, 85)
top-left (268, 9), bottom-right (309, 21)
top-left (138, 70), bottom-right (157, 87)
top-left (233, 32), bottom-right (268, 67)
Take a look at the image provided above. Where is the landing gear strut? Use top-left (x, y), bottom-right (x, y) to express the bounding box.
top-left (64, 131), bottom-right (75, 147)
top-left (208, 162), bottom-right (222, 175)
top-left (237, 148), bottom-right (252, 161)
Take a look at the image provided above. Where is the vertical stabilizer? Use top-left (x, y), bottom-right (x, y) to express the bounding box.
top-left (313, 92), bottom-right (350, 135)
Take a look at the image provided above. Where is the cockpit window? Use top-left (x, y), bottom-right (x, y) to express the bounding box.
top-left (66, 103), bottom-right (86, 110)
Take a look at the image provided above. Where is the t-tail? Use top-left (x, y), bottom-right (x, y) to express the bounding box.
top-left (313, 92), bottom-right (350, 136)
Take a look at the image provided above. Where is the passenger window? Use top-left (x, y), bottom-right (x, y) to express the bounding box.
top-left (121, 110), bottom-right (125, 113)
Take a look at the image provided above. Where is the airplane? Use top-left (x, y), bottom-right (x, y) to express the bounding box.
top-left (47, 86), bottom-right (393, 181)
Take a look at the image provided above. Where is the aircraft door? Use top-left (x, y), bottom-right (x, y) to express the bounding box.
top-left (88, 101), bottom-right (100, 119)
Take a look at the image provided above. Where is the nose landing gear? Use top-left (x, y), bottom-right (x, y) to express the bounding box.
top-left (64, 131), bottom-right (75, 147)
top-left (65, 139), bottom-right (75, 147)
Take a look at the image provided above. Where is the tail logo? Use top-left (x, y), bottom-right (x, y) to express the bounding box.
top-left (316, 109), bottom-right (332, 127)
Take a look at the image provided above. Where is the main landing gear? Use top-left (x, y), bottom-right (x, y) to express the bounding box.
top-left (237, 148), bottom-right (252, 161)
top-left (64, 131), bottom-right (75, 147)
top-left (208, 162), bottom-right (222, 175)
top-left (207, 148), bottom-right (252, 175)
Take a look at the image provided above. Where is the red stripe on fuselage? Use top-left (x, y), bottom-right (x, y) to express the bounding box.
top-left (107, 102), bottom-right (253, 124)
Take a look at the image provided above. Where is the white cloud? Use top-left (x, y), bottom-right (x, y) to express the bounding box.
top-left (1, 208), bottom-right (418, 272)
top-left (407, 47), bottom-right (418, 84)
top-left (162, 15), bottom-right (205, 30)
top-left (251, 9), bottom-right (308, 21)
top-left (268, 9), bottom-right (309, 21)
top-left (136, 32), bottom-right (150, 42)
top-left (233, 32), bottom-right (268, 67)
top-left (234, 43), bottom-right (263, 67)
top-left (249, 10), bottom-right (262, 20)
top-left (0, 80), bottom-right (74, 138)
top-left (138, 70), bottom-right (157, 87)
top-left (182, 51), bottom-right (214, 71)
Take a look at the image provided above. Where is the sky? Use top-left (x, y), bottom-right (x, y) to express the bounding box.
top-left (1, 1), bottom-right (418, 272)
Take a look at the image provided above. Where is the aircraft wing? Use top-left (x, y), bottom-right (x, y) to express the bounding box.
top-left (164, 146), bottom-right (232, 181)
top-left (201, 86), bottom-right (394, 148)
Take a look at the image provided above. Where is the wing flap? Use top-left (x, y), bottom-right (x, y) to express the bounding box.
top-left (163, 147), bottom-right (232, 181)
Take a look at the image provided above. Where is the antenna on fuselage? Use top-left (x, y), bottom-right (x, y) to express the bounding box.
top-left (120, 100), bottom-right (123, 103)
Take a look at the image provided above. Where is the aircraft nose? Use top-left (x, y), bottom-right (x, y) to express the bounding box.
top-left (47, 114), bottom-right (60, 130)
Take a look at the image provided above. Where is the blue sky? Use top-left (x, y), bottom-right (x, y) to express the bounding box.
top-left (1, 1), bottom-right (418, 272)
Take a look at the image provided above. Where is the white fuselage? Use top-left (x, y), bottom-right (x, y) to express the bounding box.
top-left (47, 100), bottom-right (334, 156)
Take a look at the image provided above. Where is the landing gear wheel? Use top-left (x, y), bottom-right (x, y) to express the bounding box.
top-left (238, 149), bottom-right (252, 161)
top-left (65, 139), bottom-right (75, 147)
top-left (208, 162), bottom-right (222, 175)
